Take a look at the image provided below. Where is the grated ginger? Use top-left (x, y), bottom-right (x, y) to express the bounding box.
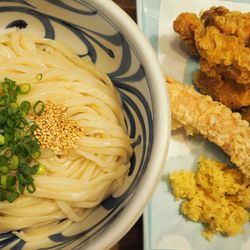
top-left (168, 156), bottom-right (250, 240)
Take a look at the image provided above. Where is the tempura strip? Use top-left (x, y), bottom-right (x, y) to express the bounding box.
top-left (166, 76), bottom-right (250, 180)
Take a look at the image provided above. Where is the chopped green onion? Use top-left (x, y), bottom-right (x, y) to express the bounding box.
top-left (17, 173), bottom-right (29, 185)
top-left (6, 175), bottom-right (16, 187)
top-left (0, 189), bottom-right (6, 201)
top-left (6, 191), bottom-right (19, 203)
top-left (4, 77), bottom-right (16, 86)
top-left (18, 117), bottom-right (28, 128)
top-left (4, 128), bottom-right (14, 142)
top-left (10, 155), bottom-right (19, 170)
top-left (0, 109), bottom-right (8, 124)
top-left (31, 150), bottom-right (41, 159)
top-left (30, 122), bottom-right (38, 132)
top-left (9, 103), bottom-right (19, 114)
top-left (36, 73), bottom-right (43, 81)
top-left (9, 94), bottom-right (17, 103)
top-left (13, 144), bottom-right (30, 158)
top-left (0, 166), bottom-right (9, 175)
top-left (36, 164), bottom-right (46, 175)
top-left (4, 149), bottom-right (11, 158)
top-left (1, 84), bottom-right (9, 94)
top-left (20, 100), bottom-right (31, 115)
top-left (15, 129), bottom-right (25, 139)
top-left (0, 134), bottom-right (5, 145)
top-left (0, 77), bottom-right (42, 203)
top-left (0, 175), bottom-right (7, 186)
top-left (7, 119), bottom-right (14, 128)
top-left (0, 156), bottom-right (8, 166)
top-left (17, 83), bottom-right (31, 94)
top-left (22, 165), bottom-right (39, 175)
top-left (0, 96), bottom-right (7, 107)
top-left (33, 100), bottom-right (45, 116)
top-left (18, 183), bottom-right (25, 194)
top-left (26, 182), bottom-right (36, 193)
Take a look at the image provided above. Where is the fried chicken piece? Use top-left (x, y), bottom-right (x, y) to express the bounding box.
top-left (172, 7), bottom-right (229, 55)
top-left (166, 76), bottom-right (250, 180)
top-left (201, 6), bottom-right (229, 22)
top-left (194, 23), bottom-right (250, 85)
top-left (194, 70), bottom-right (250, 109)
top-left (173, 6), bottom-right (250, 85)
top-left (173, 12), bottom-right (199, 55)
top-left (201, 6), bottom-right (250, 47)
top-left (240, 106), bottom-right (250, 123)
top-left (199, 56), bottom-right (250, 87)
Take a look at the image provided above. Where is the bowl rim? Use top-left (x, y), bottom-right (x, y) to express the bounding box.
top-left (81, 0), bottom-right (171, 249)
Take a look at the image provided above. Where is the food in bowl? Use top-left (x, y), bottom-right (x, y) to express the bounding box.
top-left (0, 30), bottom-right (132, 238)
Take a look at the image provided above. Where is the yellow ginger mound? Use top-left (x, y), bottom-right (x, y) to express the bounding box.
top-left (169, 156), bottom-right (250, 240)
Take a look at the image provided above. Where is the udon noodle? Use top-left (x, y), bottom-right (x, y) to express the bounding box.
top-left (0, 30), bottom-right (132, 240)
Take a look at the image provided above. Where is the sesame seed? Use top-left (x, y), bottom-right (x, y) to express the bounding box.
top-left (32, 100), bottom-right (84, 155)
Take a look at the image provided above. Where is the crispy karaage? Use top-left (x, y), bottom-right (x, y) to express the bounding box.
top-left (195, 22), bottom-right (250, 86)
top-left (194, 71), bottom-right (250, 109)
top-left (241, 106), bottom-right (250, 122)
top-left (201, 6), bottom-right (250, 47)
top-left (173, 12), bottom-right (199, 55)
top-left (173, 6), bottom-right (250, 122)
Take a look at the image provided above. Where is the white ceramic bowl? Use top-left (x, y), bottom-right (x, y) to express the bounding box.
top-left (0, 1), bottom-right (170, 249)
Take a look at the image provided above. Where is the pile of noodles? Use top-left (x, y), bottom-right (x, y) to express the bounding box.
top-left (0, 30), bottom-right (132, 241)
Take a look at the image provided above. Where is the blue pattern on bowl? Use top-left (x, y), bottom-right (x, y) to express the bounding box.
top-left (0, 0), bottom-right (153, 249)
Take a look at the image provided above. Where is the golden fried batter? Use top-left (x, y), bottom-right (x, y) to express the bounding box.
top-left (173, 12), bottom-right (199, 55)
top-left (201, 6), bottom-right (250, 47)
top-left (173, 6), bottom-right (250, 113)
top-left (194, 71), bottom-right (250, 109)
top-left (166, 76), bottom-right (250, 180)
top-left (240, 106), bottom-right (250, 123)
top-left (195, 23), bottom-right (250, 85)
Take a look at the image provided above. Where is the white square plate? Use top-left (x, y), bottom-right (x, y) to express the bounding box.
top-left (137, 0), bottom-right (250, 249)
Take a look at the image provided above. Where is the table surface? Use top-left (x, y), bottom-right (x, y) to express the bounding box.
top-left (111, 1), bottom-right (143, 250)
